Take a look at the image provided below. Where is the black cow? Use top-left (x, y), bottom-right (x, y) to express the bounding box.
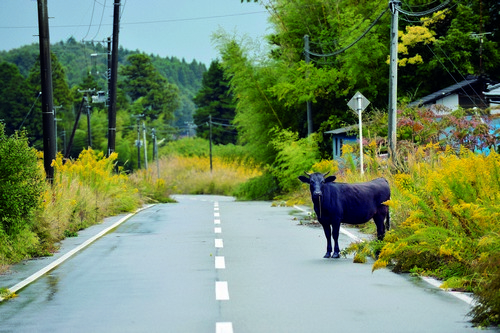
top-left (298, 172), bottom-right (390, 258)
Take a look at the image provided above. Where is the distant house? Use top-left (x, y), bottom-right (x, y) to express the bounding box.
top-left (324, 125), bottom-right (358, 159)
top-left (484, 83), bottom-right (500, 113)
top-left (409, 76), bottom-right (493, 115)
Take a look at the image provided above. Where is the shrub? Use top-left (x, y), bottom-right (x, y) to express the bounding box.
top-left (234, 171), bottom-right (279, 201)
top-left (0, 124), bottom-right (45, 236)
top-left (371, 148), bottom-right (500, 326)
top-left (270, 128), bottom-right (320, 193)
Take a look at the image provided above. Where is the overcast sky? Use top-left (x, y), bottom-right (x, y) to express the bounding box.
top-left (0, 0), bottom-right (271, 66)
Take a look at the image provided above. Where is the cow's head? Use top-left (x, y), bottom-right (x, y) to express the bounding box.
top-left (298, 172), bottom-right (336, 198)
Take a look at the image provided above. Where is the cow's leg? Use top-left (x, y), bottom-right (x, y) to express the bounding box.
top-left (373, 206), bottom-right (388, 241)
top-left (331, 221), bottom-right (341, 258)
top-left (320, 222), bottom-right (332, 258)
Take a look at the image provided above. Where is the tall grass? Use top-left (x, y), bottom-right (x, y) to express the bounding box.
top-left (39, 149), bottom-right (143, 244)
top-left (0, 149), bottom-right (144, 273)
top-left (130, 154), bottom-right (262, 196)
top-left (288, 143), bottom-right (500, 326)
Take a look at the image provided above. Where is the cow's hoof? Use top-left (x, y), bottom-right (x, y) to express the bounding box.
top-left (323, 252), bottom-right (332, 258)
top-left (332, 252), bottom-right (340, 259)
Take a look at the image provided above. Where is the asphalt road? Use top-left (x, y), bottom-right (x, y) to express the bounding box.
top-left (0, 195), bottom-right (494, 333)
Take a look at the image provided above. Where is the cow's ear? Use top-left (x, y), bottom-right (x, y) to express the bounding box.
top-left (298, 175), bottom-right (310, 184)
top-left (324, 176), bottom-right (336, 183)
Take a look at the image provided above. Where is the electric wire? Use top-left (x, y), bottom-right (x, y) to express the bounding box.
top-left (90, 0), bottom-right (107, 41)
top-left (397, 0), bottom-right (451, 17)
top-left (19, 92), bottom-right (42, 130)
top-left (398, 0), bottom-right (485, 107)
top-left (81, 0), bottom-right (97, 41)
top-left (305, 7), bottom-right (389, 58)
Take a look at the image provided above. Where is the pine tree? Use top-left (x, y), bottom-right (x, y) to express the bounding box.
top-left (193, 60), bottom-right (237, 145)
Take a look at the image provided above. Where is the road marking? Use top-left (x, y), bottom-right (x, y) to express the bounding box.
top-left (214, 202), bottom-right (219, 207)
top-left (215, 256), bottom-right (226, 269)
top-left (215, 239), bottom-right (224, 248)
top-left (216, 281), bottom-right (230, 300)
top-left (214, 207), bottom-right (219, 211)
top-left (421, 277), bottom-right (475, 305)
top-left (215, 227), bottom-right (222, 234)
top-left (0, 205), bottom-right (154, 302)
top-left (293, 205), bottom-right (475, 306)
top-left (214, 219), bottom-right (221, 225)
top-left (214, 212), bottom-right (220, 217)
top-left (216, 322), bottom-right (233, 333)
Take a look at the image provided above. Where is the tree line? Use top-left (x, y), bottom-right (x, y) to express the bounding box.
top-left (227, 0), bottom-right (500, 157)
top-left (0, 38), bottom-right (207, 169)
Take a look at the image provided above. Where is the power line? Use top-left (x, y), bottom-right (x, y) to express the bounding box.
top-left (91, 0), bottom-right (107, 40)
top-left (0, 11), bottom-right (268, 30)
top-left (305, 7), bottom-right (389, 58)
top-left (81, 0), bottom-right (97, 41)
top-left (397, 0), bottom-right (451, 17)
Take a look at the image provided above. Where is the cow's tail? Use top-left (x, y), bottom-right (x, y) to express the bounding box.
top-left (385, 208), bottom-right (391, 231)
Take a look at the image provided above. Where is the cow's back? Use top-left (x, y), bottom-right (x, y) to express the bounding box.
top-left (322, 178), bottom-right (390, 224)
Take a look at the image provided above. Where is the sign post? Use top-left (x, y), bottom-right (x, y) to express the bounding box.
top-left (347, 91), bottom-right (370, 174)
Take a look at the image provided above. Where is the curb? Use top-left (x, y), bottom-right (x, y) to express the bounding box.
top-left (0, 204), bottom-right (154, 302)
top-left (292, 205), bottom-right (475, 306)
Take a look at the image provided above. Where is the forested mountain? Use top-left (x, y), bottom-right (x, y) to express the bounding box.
top-left (0, 38), bottom-right (206, 169)
top-left (0, 37), bottom-right (206, 128)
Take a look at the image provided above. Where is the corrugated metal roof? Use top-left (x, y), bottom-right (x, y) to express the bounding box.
top-left (409, 77), bottom-right (480, 107)
top-left (484, 83), bottom-right (500, 97)
top-left (324, 124), bottom-right (357, 134)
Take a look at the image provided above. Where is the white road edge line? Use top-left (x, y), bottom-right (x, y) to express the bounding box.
top-left (0, 205), bottom-right (154, 301)
top-left (292, 205), bottom-right (475, 305)
top-left (216, 281), bottom-right (230, 300)
top-left (216, 322), bottom-right (233, 333)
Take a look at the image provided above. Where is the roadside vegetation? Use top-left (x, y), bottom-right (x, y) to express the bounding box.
top-left (1, 0), bottom-right (499, 327)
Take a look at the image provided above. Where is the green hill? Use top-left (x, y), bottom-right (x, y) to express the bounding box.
top-left (0, 37), bottom-right (206, 128)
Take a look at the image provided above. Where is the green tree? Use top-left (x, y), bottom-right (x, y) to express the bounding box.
top-left (120, 54), bottom-right (180, 122)
top-left (0, 123), bottom-right (44, 237)
top-left (25, 53), bottom-right (73, 148)
top-left (193, 60), bottom-right (237, 145)
top-left (0, 62), bottom-right (31, 137)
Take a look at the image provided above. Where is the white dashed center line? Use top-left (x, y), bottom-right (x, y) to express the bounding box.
top-left (215, 281), bottom-right (230, 300)
top-left (215, 238), bottom-right (224, 248)
top-left (215, 256), bottom-right (226, 269)
top-left (216, 322), bottom-right (233, 333)
top-left (214, 201), bottom-right (232, 332)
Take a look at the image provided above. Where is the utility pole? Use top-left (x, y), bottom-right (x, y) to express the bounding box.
top-left (133, 114), bottom-right (143, 169)
top-left (388, 0), bottom-right (400, 161)
top-left (107, 0), bottom-right (120, 157)
top-left (142, 121), bottom-right (148, 170)
top-left (107, 37), bottom-right (111, 107)
top-left (77, 89), bottom-right (94, 149)
top-left (37, 0), bottom-right (56, 182)
top-left (304, 35), bottom-right (313, 136)
top-left (152, 128), bottom-right (160, 179)
top-left (209, 115), bottom-right (213, 173)
top-left (65, 96), bottom-right (86, 159)
top-left (86, 103), bottom-right (92, 148)
top-left (54, 105), bottom-right (62, 152)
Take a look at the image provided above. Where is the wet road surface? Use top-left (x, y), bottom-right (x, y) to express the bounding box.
top-left (0, 195), bottom-right (495, 333)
